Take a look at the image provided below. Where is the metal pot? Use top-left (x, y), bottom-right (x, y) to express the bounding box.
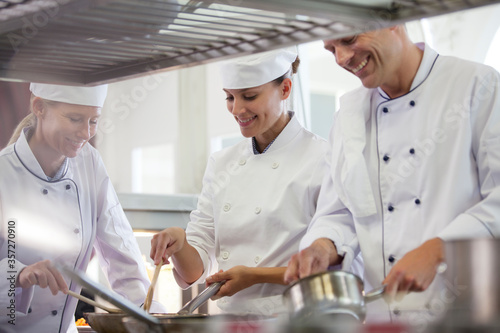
top-left (283, 270), bottom-right (385, 323)
top-left (440, 238), bottom-right (500, 326)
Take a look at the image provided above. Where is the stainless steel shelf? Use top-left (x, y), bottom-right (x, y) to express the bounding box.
top-left (117, 193), bottom-right (198, 231)
top-left (1, 0), bottom-right (499, 85)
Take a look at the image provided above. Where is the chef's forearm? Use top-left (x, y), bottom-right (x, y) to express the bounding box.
top-left (248, 267), bottom-right (288, 286)
top-left (171, 242), bottom-right (204, 285)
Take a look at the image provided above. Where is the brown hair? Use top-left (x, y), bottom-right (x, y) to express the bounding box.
top-left (272, 56), bottom-right (301, 86)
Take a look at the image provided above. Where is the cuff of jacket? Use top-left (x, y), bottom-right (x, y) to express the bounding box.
top-left (438, 213), bottom-right (494, 241)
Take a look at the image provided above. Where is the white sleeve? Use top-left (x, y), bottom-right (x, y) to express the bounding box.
top-left (300, 124), bottom-right (359, 263)
top-left (174, 155), bottom-right (217, 289)
top-left (0, 259), bottom-right (34, 318)
top-left (92, 153), bottom-right (165, 311)
top-left (0, 196), bottom-right (34, 318)
top-left (439, 68), bottom-right (500, 239)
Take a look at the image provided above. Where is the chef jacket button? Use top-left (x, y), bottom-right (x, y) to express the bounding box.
top-left (51, 310), bottom-right (58, 316)
top-left (239, 159), bottom-right (246, 166)
top-left (415, 198), bottom-right (421, 205)
top-left (42, 189), bottom-right (48, 195)
top-left (388, 255), bottom-right (396, 263)
top-left (254, 207), bottom-right (261, 214)
top-left (388, 205), bottom-right (394, 212)
top-left (383, 155), bottom-right (390, 162)
top-left (425, 303), bottom-right (432, 310)
top-left (393, 309), bottom-right (401, 316)
top-left (409, 148), bottom-right (415, 154)
top-left (382, 107), bottom-right (389, 113)
top-left (66, 184), bottom-right (71, 190)
top-left (28, 307), bottom-right (32, 313)
top-left (272, 162), bottom-right (279, 169)
top-left (221, 251), bottom-right (229, 260)
top-left (254, 256), bottom-right (260, 263)
top-left (409, 100), bottom-right (416, 107)
top-left (223, 203), bottom-right (231, 212)
top-left (74, 228), bottom-right (80, 234)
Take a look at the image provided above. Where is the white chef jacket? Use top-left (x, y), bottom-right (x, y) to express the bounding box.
top-left (300, 44), bottom-right (500, 327)
top-left (0, 128), bottom-right (156, 333)
top-left (174, 112), bottom-right (329, 315)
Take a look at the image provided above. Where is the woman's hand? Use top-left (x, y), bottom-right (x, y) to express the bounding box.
top-left (206, 266), bottom-right (253, 300)
top-left (17, 259), bottom-right (68, 295)
top-left (382, 237), bottom-right (444, 302)
top-left (150, 227), bottom-right (186, 266)
top-left (206, 265), bottom-right (288, 300)
top-left (150, 227), bottom-right (204, 284)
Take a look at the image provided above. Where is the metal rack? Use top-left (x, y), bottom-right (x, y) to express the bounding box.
top-left (1, 0), bottom-right (499, 85)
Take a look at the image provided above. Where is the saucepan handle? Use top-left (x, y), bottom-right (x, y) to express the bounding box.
top-left (176, 280), bottom-right (225, 315)
top-left (363, 285), bottom-right (386, 302)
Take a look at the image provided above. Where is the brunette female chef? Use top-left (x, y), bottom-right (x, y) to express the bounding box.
top-left (150, 49), bottom-right (331, 315)
top-left (0, 83), bottom-right (163, 333)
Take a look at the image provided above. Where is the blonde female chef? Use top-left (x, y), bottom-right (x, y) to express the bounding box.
top-left (150, 49), bottom-right (329, 315)
top-left (0, 83), bottom-right (162, 333)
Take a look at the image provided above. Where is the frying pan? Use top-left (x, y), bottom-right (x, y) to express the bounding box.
top-left (283, 270), bottom-right (385, 322)
top-left (122, 313), bottom-right (276, 333)
top-left (84, 312), bottom-right (207, 333)
top-left (60, 265), bottom-right (159, 326)
top-left (84, 281), bottom-right (223, 333)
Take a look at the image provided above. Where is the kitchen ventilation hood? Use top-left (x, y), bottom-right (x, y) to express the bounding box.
top-left (1, 0), bottom-right (499, 85)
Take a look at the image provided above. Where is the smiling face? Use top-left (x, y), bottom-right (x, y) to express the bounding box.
top-left (223, 79), bottom-right (291, 148)
top-left (33, 98), bottom-right (101, 160)
top-left (323, 27), bottom-right (403, 90)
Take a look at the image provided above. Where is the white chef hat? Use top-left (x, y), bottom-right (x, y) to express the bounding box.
top-left (220, 49), bottom-right (298, 89)
top-left (29, 83), bottom-right (108, 107)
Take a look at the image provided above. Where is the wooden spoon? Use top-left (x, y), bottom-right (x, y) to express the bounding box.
top-left (143, 258), bottom-right (163, 312)
top-left (67, 290), bottom-right (122, 313)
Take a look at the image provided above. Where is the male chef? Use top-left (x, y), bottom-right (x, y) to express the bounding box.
top-left (285, 24), bottom-right (500, 326)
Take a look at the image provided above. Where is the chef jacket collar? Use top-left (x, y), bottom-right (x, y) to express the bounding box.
top-left (14, 127), bottom-right (69, 182)
top-left (250, 111), bottom-right (300, 155)
top-left (378, 43), bottom-right (439, 100)
top-left (47, 158), bottom-right (68, 181)
top-left (252, 136), bottom-right (275, 155)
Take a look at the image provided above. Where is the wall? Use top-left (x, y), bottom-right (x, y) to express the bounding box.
top-left (98, 70), bottom-right (180, 193)
top-left (96, 4), bottom-right (500, 196)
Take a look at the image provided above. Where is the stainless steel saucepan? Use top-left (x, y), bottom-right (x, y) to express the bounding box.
top-left (283, 270), bottom-right (385, 322)
top-left (439, 238), bottom-right (500, 326)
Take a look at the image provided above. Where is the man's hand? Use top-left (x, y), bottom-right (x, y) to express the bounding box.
top-left (17, 260), bottom-right (68, 295)
top-left (284, 238), bottom-right (340, 284)
top-left (383, 237), bottom-right (444, 302)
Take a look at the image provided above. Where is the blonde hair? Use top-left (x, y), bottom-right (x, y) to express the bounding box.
top-left (7, 94), bottom-right (59, 146)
